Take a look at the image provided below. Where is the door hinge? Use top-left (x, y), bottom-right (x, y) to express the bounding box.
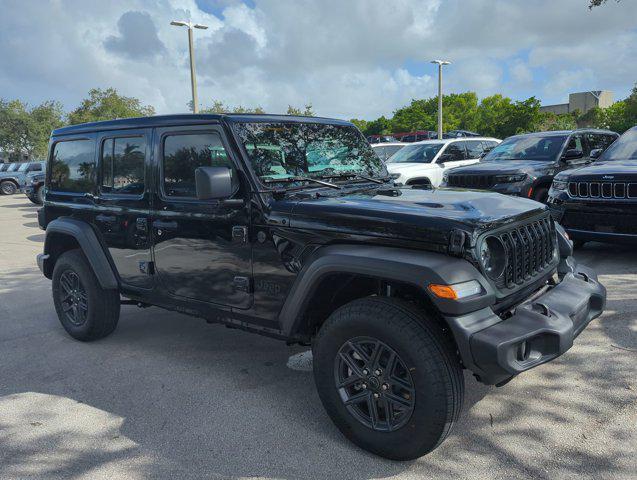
top-left (232, 226), bottom-right (248, 244)
top-left (233, 276), bottom-right (252, 293)
top-left (139, 261), bottom-right (155, 275)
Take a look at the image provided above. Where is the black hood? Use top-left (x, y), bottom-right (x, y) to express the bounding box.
top-left (447, 160), bottom-right (557, 177)
top-left (269, 186), bottom-right (546, 248)
top-left (558, 160), bottom-right (637, 182)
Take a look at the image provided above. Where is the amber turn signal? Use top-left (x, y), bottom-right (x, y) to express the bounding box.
top-left (428, 284), bottom-right (458, 300)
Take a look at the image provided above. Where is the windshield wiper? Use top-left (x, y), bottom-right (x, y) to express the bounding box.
top-left (262, 176), bottom-right (341, 189)
top-left (319, 172), bottom-right (388, 184)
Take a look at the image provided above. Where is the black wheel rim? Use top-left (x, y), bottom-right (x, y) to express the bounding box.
top-left (334, 336), bottom-right (416, 432)
top-left (59, 270), bottom-right (88, 326)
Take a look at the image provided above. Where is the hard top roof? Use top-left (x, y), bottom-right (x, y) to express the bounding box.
top-left (52, 113), bottom-right (354, 136)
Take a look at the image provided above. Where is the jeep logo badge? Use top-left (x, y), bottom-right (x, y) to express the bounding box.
top-left (602, 175), bottom-right (615, 180)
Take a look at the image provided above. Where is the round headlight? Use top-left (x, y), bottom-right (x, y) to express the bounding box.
top-left (480, 236), bottom-right (506, 280)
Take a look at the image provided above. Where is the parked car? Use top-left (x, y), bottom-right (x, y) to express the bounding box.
top-left (441, 129), bottom-right (618, 203)
top-left (443, 130), bottom-right (482, 138)
top-left (548, 125), bottom-right (637, 247)
top-left (371, 142), bottom-right (407, 162)
top-left (22, 171), bottom-right (46, 204)
top-left (395, 131), bottom-right (437, 142)
top-left (37, 114), bottom-right (605, 460)
top-left (0, 161), bottom-right (45, 195)
top-left (367, 134), bottom-right (397, 144)
top-left (385, 137), bottom-right (501, 187)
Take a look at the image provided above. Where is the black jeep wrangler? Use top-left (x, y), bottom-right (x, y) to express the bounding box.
top-left (37, 114), bottom-right (606, 460)
top-left (548, 126), bottom-right (637, 247)
top-left (441, 129), bottom-right (618, 203)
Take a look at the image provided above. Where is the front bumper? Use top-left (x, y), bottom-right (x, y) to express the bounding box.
top-left (447, 257), bottom-right (606, 385)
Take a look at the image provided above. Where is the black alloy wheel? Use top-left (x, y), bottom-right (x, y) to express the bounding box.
top-left (334, 336), bottom-right (416, 432)
top-left (58, 270), bottom-right (89, 326)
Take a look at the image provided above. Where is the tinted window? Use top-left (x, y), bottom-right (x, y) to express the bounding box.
top-left (163, 133), bottom-right (232, 198)
top-left (442, 143), bottom-right (467, 161)
top-left (29, 163), bottom-right (43, 172)
top-left (50, 139), bottom-right (96, 193)
top-left (464, 140), bottom-right (484, 158)
top-left (101, 137), bottom-right (146, 195)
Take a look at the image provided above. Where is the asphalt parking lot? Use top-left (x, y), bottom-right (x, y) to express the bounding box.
top-left (0, 194), bottom-right (635, 480)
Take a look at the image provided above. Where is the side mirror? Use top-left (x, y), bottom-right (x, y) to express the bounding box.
top-left (195, 166), bottom-right (237, 200)
top-left (590, 148), bottom-right (603, 159)
top-left (562, 149), bottom-right (583, 161)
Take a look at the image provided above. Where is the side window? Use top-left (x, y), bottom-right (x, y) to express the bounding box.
top-left (101, 136), bottom-right (146, 195)
top-left (603, 134), bottom-right (618, 149)
top-left (585, 133), bottom-right (610, 152)
top-left (29, 163), bottom-right (42, 172)
top-left (464, 140), bottom-right (484, 159)
top-left (567, 134), bottom-right (587, 155)
top-left (162, 132), bottom-right (232, 198)
top-left (50, 139), bottom-right (96, 193)
top-left (443, 142), bottom-right (467, 162)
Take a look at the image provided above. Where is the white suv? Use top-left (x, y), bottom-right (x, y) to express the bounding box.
top-left (385, 137), bottom-right (500, 187)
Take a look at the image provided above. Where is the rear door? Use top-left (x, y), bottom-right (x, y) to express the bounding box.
top-left (151, 124), bottom-right (252, 309)
top-left (93, 129), bottom-right (153, 289)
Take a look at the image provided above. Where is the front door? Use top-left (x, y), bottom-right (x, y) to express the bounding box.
top-left (93, 128), bottom-right (153, 289)
top-left (151, 125), bottom-right (252, 309)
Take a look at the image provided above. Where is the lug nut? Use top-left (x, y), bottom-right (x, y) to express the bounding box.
top-left (362, 369), bottom-right (369, 375)
top-left (361, 383), bottom-right (367, 389)
top-left (373, 393), bottom-right (379, 399)
top-left (374, 369), bottom-right (382, 376)
top-left (381, 384), bottom-right (388, 391)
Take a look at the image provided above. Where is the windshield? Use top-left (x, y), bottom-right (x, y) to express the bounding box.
top-left (483, 135), bottom-right (567, 161)
top-left (599, 128), bottom-right (637, 161)
top-left (232, 122), bottom-right (386, 183)
top-left (386, 142), bottom-right (444, 163)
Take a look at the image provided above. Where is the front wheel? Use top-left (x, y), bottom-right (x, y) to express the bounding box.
top-left (313, 297), bottom-right (464, 460)
top-left (52, 249), bottom-right (120, 341)
top-left (0, 180), bottom-right (17, 195)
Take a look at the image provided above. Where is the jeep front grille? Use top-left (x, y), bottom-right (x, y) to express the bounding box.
top-left (568, 181), bottom-right (637, 199)
top-left (447, 174), bottom-right (494, 189)
top-left (497, 216), bottom-right (556, 289)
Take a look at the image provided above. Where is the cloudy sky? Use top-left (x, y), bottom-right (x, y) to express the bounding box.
top-left (1, 0), bottom-right (635, 119)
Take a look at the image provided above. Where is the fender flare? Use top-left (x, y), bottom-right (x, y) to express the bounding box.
top-left (279, 244), bottom-right (495, 337)
top-left (42, 218), bottom-right (118, 289)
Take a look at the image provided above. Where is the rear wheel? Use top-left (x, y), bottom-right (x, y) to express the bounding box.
top-left (52, 249), bottom-right (120, 341)
top-left (0, 180), bottom-right (17, 195)
top-left (35, 185), bottom-right (44, 204)
top-left (313, 297), bottom-right (464, 460)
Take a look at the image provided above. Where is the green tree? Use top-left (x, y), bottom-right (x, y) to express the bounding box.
top-left (533, 112), bottom-right (578, 131)
top-left (68, 88), bottom-right (155, 125)
top-left (364, 116), bottom-right (393, 135)
top-left (286, 104), bottom-right (315, 116)
top-left (349, 118), bottom-right (368, 133)
top-left (476, 94), bottom-right (541, 138)
top-left (0, 99), bottom-right (64, 160)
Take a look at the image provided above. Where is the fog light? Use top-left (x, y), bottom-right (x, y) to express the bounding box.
top-left (429, 280), bottom-right (483, 300)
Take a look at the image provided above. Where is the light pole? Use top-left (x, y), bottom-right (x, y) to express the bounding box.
top-left (171, 20), bottom-right (208, 113)
top-left (430, 60), bottom-right (451, 139)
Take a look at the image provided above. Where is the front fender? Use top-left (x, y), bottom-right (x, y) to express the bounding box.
top-left (279, 244), bottom-right (495, 337)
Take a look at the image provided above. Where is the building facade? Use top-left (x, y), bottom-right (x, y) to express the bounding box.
top-left (540, 90), bottom-right (614, 115)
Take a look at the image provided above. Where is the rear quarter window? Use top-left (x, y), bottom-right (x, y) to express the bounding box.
top-left (50, 139), bottom-right (96, 193)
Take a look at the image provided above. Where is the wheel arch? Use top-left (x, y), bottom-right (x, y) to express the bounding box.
top-left (42, 218), bottom-right (118, 290)
top-left (279, 245), bottom-right (494, 339)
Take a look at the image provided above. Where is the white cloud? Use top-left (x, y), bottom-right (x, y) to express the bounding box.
top-left (0, 0), bottom-right (635, 120)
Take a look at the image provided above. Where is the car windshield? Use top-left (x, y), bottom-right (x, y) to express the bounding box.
top-left (483, 135), bottom-right (567, 161)
top-left (599, 128), bottom-right (637, 161)
top-left (386, 143), bottom-right (444, 163)
top-left (232, 122), bottom-right (386, 183)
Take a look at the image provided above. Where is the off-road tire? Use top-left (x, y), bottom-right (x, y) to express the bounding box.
top-left (313, 297), bottom-right (464, 460)
top-left (0, 180), bottom-right (17, 195)
top-left (532, 186), bottom-right (549, 203)
top-left (35, 185), bottom-right (44, 204)
top-left (52, 249), bottom-right (120, 341)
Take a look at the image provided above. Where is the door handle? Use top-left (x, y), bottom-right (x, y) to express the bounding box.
top-left (96, 214), bottom-right (117, 223)
top-left (152, 220), bottom-right (178, 230)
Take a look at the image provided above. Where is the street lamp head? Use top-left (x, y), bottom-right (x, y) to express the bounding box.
top-left (431, 59), bottom-right (451, 65)
top-left (194, 24), bottom-right (208, 30)
top-left (170, 20), bottom-right (189, 27)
